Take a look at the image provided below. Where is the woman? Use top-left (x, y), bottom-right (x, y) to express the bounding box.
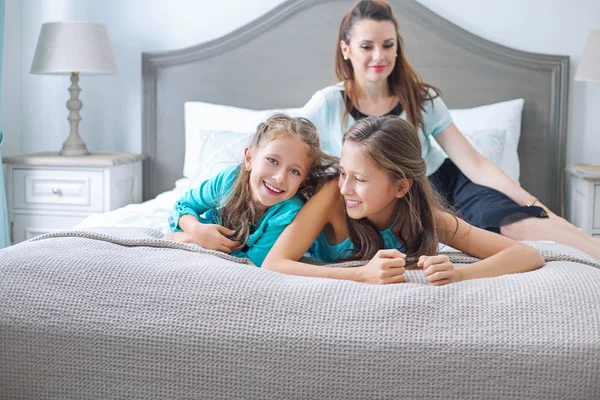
top-left (301, 0), bottom-right (600, 258)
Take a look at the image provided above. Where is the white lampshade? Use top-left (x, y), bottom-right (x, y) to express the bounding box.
top-left (30, 21), bottom-right (118, 75)
top-left (575, 29), bottom-right (600, 82)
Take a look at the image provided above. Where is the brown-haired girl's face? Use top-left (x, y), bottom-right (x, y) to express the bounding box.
top-left (244, 135), bottom-right (312, 213)
top-left (340, 19), bottom-right (397, 86)
top-left (338, 141), bottom-right (403, 230)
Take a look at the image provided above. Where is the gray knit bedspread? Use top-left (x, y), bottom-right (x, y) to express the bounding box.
top-left (1, 227), bottom-right (599, 400)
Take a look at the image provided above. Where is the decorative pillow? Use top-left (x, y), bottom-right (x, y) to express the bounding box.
top-left (430, 128), bottom-right (507, 167)
top-left (187, 129), bottom-right (253, 189)
top-left (183, 102), bottom-right (302, 179)
top-left (448, 98), bottom-right (524, 183)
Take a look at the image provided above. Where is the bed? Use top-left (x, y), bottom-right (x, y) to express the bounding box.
top-left (2, 0), bottom-right (599, 399)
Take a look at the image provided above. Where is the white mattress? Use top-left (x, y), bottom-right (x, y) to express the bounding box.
top-left (76, 178), bottom-right (191, 234)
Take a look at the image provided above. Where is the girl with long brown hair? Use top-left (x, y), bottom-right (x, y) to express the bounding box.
top-left (263, 116), bottom-right (544, 285)
top-left (167, 114), bottom-right (337, 267)
top-left (301, 0), bottom-right (600, 258)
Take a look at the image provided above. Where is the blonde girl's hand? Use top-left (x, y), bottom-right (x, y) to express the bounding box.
top-left (192, 224), bottom-right (240, 253)
top-left (166, 225), bottom-right (239, 253)
top-left (418, 255), bottom-right (460, 286)
top-left (164, 231), bottom-right (196, 244)
top-left (358, 249), bottom-right (407, 284)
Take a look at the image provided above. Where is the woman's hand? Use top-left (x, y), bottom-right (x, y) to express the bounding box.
top-left (418, 255), bottom-right (460, 286)
top-left (167, 224), bottom-right (239, 253)
top-left (357, 249), bottom-right (406, 284)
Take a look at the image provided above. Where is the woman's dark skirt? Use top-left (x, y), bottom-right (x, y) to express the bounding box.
top-left (428, 159), bottom-right (548, 233)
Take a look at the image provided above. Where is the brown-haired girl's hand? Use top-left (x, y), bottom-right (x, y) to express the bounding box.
top-left (358, 249), bottom-right (407, 284)
top-left (418, 255), bottom-right (460, 286)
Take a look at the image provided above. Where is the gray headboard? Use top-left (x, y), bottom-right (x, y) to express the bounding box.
top-left (142, 0), bottom-right (568, 213)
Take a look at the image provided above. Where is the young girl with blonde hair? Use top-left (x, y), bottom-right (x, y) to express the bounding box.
top-left (167, 114), bottom-right (337, 267)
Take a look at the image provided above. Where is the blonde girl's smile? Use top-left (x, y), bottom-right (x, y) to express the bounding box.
top-left (263, 180), bottom-right (285, 195)
top-left (245, 135), bottom-right (312, 212)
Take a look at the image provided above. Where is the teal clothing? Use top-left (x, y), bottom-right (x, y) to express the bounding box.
top-left (170, 164), bottom-right (304, 267)
top-left (300, 83), bottom-right (453, 176)
top-left (310, 208), bottom-right (405, 263)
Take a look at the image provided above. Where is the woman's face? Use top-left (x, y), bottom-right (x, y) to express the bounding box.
top-left (340, 19), bottom-right (398, 87)
top-left (338, 141), bottom-right (402, 230)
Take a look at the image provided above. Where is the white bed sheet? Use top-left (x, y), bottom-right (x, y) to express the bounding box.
top-left (76, 178), bottom-right (191, 235)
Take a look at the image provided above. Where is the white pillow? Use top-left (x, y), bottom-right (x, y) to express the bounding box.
top-left (448, 98), bottom-right (524, 183)
top-left (183, 102), bottom-right (302, 179)
top-left (187, 129), bottom-right (253, 189)
top-left (431, 128), bottom-right (507, 167)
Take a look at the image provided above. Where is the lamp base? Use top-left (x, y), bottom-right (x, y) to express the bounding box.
top-left (59, 142), bottom-right (90, 157)
top-left (59, 72), bottom-right (90, 157)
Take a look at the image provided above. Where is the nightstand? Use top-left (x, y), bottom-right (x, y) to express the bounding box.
top-left (565, 164), bottom-right (600, 237)
top-left (2, 152), bottom-right (146, 244)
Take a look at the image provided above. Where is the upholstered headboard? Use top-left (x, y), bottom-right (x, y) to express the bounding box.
top-left (142, 0), bottom-right (568, 212)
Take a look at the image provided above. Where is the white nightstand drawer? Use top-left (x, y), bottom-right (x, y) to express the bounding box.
top-left (12, 214), bottom-right (87, 243)
top-left (3, 151), bottom-right (146, 245)
top-left (12, 169), bottom-right (104, 212)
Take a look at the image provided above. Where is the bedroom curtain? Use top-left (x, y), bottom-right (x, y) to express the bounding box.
top-left (0, 0), bottom-right (8, 248)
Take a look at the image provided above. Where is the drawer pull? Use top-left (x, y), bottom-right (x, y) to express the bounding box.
top-left (52, 187), bottom-right (62, 195)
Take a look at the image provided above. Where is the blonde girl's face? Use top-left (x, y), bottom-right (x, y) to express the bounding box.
top-left (340, 19), bottom-right (398, 86)
top-left (338, 141), bottom-right (403, 230)
top-left (244, 135), bottom-right (312, 213)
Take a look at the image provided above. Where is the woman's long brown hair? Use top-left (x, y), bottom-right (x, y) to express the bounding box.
top-left (341, 115), bottom-right (450, 261)
top-left (335, 0), bottom-right (441, 130)
top-left (219, 114), bottom-right (338, 250)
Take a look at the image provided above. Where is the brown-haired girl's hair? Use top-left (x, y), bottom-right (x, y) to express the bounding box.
top-left (219, 113), bottom-right (338, 250)
top-left (335, 0), bottom-right (441, 130)
top-left (341, 115), bottom-right (450, 261)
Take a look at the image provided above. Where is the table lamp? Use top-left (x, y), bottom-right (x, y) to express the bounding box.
top-left (575, 29), bottom-right (600, 82)
top-left (30, 21), bottom-right (118, 156)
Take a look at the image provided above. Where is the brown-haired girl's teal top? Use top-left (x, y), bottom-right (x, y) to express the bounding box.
top-left (309, 208), bottom-right (405, 262)
top-left (169, 165), bottom-right (304, 267)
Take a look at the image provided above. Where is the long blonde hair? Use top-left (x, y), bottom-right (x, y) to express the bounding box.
top-left (220, 114), bottom-right (338, 250)
top-left (341, 115), bottom-right (449, 261)
top-left (335, 0), bottom-right (442, 130)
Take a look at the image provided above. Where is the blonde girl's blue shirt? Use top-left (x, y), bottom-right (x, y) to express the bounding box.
top-left (300, 83), bottom-right (453, 176)
top-left (310, 209), bottom-right (405, 263)
top-left (170, 164), bottom-right (304, 267)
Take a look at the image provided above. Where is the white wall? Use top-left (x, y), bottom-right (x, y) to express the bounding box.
top-left (2, 0), bottom-right (599, 165)
top-left (417, 0), bottom-right (600, 165)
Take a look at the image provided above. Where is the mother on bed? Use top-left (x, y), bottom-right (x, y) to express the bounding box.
top-left (301, 0), bottom-right (600, 258)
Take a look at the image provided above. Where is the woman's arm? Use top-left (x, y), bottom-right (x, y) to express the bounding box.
top-left (435, 123), bottom-right (551, 212)
top-left (436, 211), bottom-right (545, 282)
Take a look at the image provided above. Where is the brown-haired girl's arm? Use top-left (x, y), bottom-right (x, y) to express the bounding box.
top-left (263, 180), bottom-right (408, 284)
top-left (423, 211), bottom-right (545, 284)
top-left (262, 180), bottom-right (358, 279)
